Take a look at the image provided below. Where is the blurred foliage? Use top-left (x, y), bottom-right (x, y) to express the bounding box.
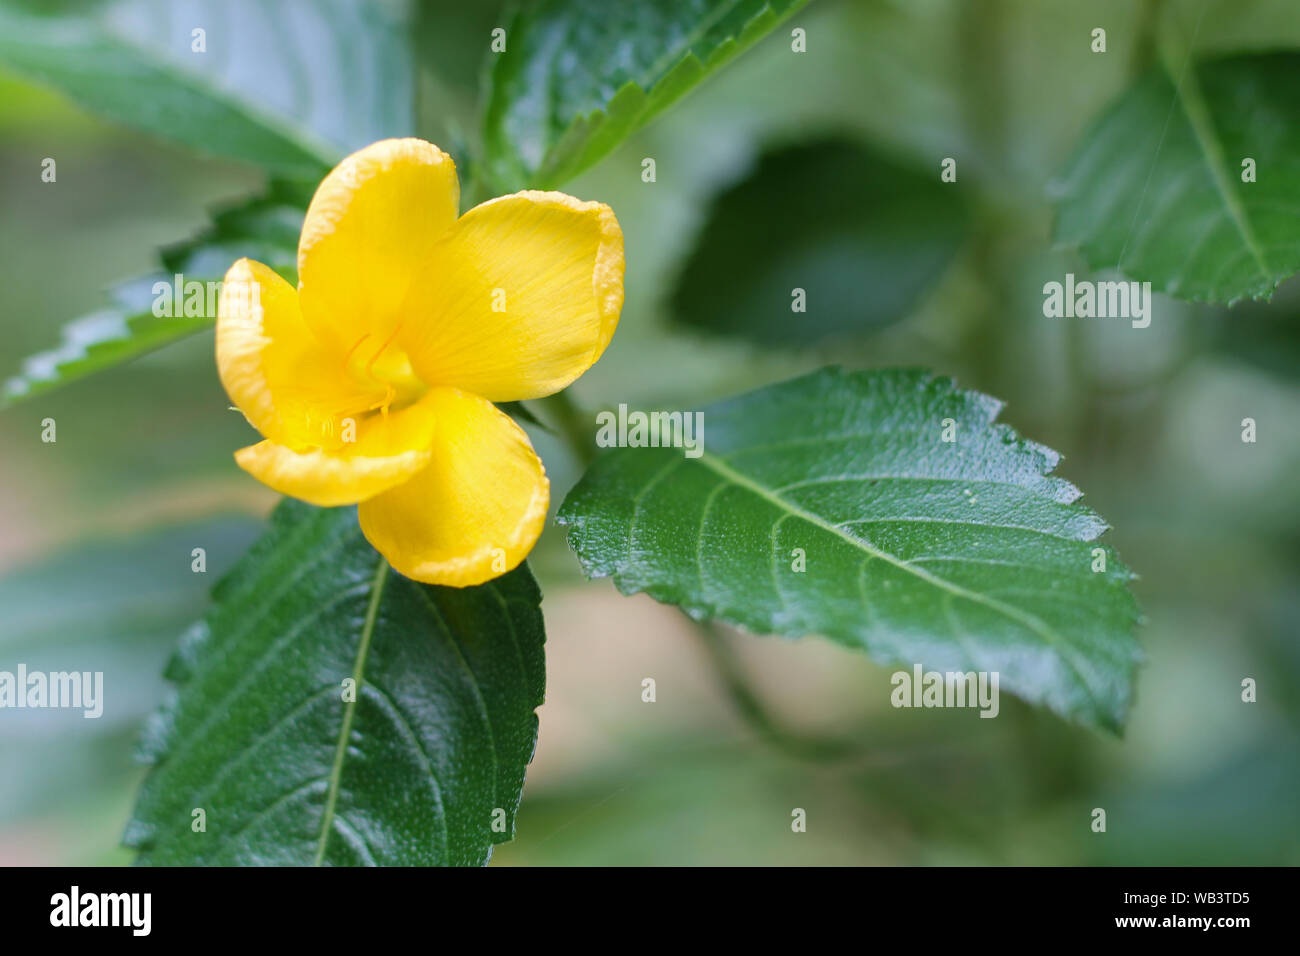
top-left (0, 0), bottom-right (1297, 864)
top-left (0, 0), bottom-right (411, 175)
top-left (0, 517), bottom-right (263, 863)
top-left (2, 180), bottom-right (307, 406)
top-left (1053, 52), bottom-right (1300, 304)
top-left (670, 137), bottom-right (967, 344)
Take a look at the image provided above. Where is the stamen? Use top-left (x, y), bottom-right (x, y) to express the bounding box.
top-left (342, 332), bottom-right (372, 376)
top-left (342, 323), bottom-right (410, 424)
top-left (364, 321), bottom-right (405, 379)
top-left (365, 384), bottom-right (397, 420)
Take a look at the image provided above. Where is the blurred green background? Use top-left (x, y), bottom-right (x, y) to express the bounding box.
top-left (1, 0), bottom-right (1297, 865)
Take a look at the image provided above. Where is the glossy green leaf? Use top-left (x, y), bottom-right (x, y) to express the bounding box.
top-left (559, 367), bottom-right (1141, 732)
top-left (0, 0), bottom-right (413, 176)
top-left (1053, 52), bottom-right (1300, 304)
top-left (481, 0), bottom-right (811, 190)
top-left (124, 500), bottom-right (546, 865)
top-left (2, 184), bottom-right (306, 407)
top-left (671, 138), bottom-right (967, 345)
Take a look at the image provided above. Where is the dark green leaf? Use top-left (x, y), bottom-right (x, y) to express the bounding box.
top-left (0, 0), bottom-right (413, 176)
top-left (482, 0), bottom-right (811, 190)
top-left (1054, 52), bottom-right (1300, 304)
top-left (2, 184), bottom-right (305, 407)
top-left (559, 367), bottom-right (1141, 732)
top-left (124, 500), bottom-right (546, 865)
top-left (671, 138), bottom-right (967, 345)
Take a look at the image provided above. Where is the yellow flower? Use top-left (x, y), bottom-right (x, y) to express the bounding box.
top-left (216, 138), bottom-right (623, 587)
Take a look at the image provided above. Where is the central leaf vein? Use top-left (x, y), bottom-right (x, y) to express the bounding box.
top-left (693, 450), bottom-right (1102, 710)
top-left (314, 558), bottom-right (388, 866)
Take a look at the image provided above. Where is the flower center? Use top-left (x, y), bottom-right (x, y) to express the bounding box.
top-left (342, 326), bottom-right (427, 418)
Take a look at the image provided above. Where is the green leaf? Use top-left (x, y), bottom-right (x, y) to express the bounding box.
top-left (1053, 52), bottom-right (1300, 304)
top-left (481, 0), bottom-right (812, 190)
top-left (125, 500), bottom-right (546, 865)
top-left (558, 367), bottom-right (1141, 732)
top-left (0, 0), bottom-right (413, 176)
top-left (2, 277), bottom-right (211, 407)
top-left (671, 138), bottom-right (967, 345)
top-left (160, 179), bottom-right (313, 277)
top-left (2, 183), bottom-right (306, 407)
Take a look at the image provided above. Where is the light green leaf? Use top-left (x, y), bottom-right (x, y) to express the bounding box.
top-left (1053, 52), bottom-right (1300, 304)
top-left (3, 277), bottom-right (213, 407)
top-left (671, 138), bottom-right (967, 345)
top-left (2, 183), bottom-right (306, 407)
top-left (125, 500), bottom-right (546, 866)
top-left (481, 0), bottom-right (812, 190)
top-left (559, 367), bottom-right (1141, 732)
top-left (0, 0), bottom-right (413, 176)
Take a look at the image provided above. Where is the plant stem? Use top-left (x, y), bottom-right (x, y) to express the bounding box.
top-left (1131, 0), bottom-right (1166, 79)
top-left (691, 620), bottom-right (865, 763)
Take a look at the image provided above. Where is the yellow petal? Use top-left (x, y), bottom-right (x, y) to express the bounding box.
top-left (358, 388), bottom-right (549, 586)
top-left (298, 138), bottom-right (460, 358)
top-left (233, 391), bottom-right (442, 507)
top-left (398, 190), bottom-right (623, 402)
top-left (216, 258), bottom-right (383, 448)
